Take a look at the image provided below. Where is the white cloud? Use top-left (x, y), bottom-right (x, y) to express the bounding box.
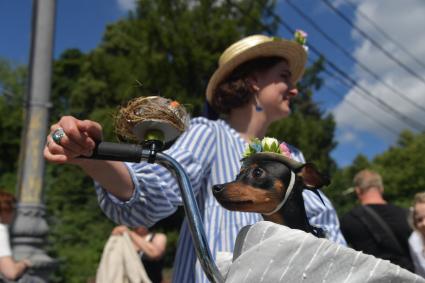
top-left (117, 0), bottom-right (137, 12)
top-left (332, 0), bottom-right (425, 145)
top-left (338, 129), bottom-right (364, 149)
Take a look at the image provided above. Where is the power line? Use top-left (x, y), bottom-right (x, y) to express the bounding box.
top-left (320, 0), bottom-right (425, 86)
top-left (306, 57), bottom-right (400, 137)
top-left (285, 0), bottom-right (425, 114)
top-left (276, 17), bottom-right (425, 131)
top-left (323, 54), bottom-right (425, 131)
top-left (344, 0), bottom-right (425, 71)
top-left (322, 82), bottom-right (400, 138)
top-left (309, 57), bottom-right (415, 135)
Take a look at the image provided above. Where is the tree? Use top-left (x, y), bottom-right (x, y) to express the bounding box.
top-left (374, 130), bottom-right (425, 207)
top-left (0, 59), bottom-right (26, 193)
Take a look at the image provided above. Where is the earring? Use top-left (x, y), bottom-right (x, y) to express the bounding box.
top-left (254, 93), bottom-right (263, 112)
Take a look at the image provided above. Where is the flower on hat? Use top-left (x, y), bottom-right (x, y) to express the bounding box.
top-left (294, 29), bottom-right (308, 52)
top-left (243, 137), bottom-right (292, 158)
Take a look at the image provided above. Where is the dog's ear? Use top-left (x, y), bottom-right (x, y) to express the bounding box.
top-left (297, 163), bottom-right (330, 189)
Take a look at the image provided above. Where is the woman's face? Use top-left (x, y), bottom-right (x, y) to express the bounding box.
top-left (414, 202), bottom-right (425, 235)
top-left (252, 60), bottom-right (298, 121)
top-left (0, 209), bottom-right (14, 225)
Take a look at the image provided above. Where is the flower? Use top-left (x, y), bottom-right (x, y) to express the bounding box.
top-left (261, 137), bottom-right (280, 153)
top-left (242, 138), bottom-right (262, 157)
top-left (279, 142), bottom-right (292, 158)
top-left (294, 29), bottom-right (308, 52)
top-left (243, 137), bottom-right (291, 158)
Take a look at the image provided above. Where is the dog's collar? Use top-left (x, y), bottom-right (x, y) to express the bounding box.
top-left (263, 171), bottom-right (296, 216)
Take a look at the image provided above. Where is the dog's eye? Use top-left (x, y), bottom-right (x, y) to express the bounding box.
top-left (252, 168), bottom-right (264, 178)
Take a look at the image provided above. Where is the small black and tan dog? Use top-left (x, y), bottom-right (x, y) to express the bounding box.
top-left (212, 152), bottom-right (330, 237)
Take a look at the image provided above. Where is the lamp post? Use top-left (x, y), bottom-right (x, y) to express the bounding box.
top-left (11, 0), bottom-right (57, 281)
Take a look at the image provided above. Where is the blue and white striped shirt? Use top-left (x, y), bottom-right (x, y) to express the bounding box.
top-left (95, 117), bottom-right (346, 283)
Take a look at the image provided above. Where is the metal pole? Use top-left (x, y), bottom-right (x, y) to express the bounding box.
top-left (156, 152), bottom-right (225, 283)
top-left (11, 0), bottom-right (57, 281)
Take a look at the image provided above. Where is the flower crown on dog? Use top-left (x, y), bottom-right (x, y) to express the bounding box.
top-left (243, 137), bottom-right (292, 159)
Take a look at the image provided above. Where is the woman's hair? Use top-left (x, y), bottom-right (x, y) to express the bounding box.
top-left (0, 191), bottom-right (16, 214)
top-left (211, 56), bottom-right (284, 114)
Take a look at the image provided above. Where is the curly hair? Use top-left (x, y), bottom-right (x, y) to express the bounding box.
top-left (211, 56), bottom-right (285, 114)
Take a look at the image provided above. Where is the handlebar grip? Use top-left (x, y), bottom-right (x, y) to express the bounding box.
top-left (88, 142), bottom-right (146, 163)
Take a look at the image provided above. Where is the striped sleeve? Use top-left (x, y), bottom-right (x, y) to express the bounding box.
top-left (303, 190), bottom-right (347, 245)
top-left (95, 118), bottom-right (216, 228)
top-left (289, 145), bottom-right (347, 245)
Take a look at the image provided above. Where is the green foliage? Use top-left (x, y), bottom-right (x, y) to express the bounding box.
top-left (327, 131), bottom-right (425, 216)
top-left (44, 163), bottom-right (115, 282)
top-left (0, 59), bottom-right (26, 192)
top-left (374, 131), bottom-right (425, 207)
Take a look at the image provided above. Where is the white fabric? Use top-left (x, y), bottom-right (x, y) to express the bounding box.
top-left (0, 223), bottom-right (11, 258)
top-left (96, 232), bottom-right (151, 283)
top-left (409, 231), bottom-right (425, 278)
top-left (220, 221), bottom-right (425, 283)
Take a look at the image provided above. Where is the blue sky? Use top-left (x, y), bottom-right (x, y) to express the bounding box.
top-left (1, 0), bottom-right (424, 167)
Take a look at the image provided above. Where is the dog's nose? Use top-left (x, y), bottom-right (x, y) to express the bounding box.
top-left (212, 184), bottom-right (225, 194)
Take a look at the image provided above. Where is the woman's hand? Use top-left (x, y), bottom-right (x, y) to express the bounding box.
top-left (111, 225), bottom-right (130, 235)
top-left (44, 116), bottom-right (103, 165)
top-left (44, 116), bottom-right (135, 201)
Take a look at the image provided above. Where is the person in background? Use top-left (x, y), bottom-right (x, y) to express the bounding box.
top-left (340, 169), bottom-right (414, 271)
top-left (44, 33), bottom-right (345, 283)
top-left (0, 191), bottom-right (32, 281)
top-left (408, 192), bottom-right (425, 277)
top-left (111, 225), bottom-right (167, 283)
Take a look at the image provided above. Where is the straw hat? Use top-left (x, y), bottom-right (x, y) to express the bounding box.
top-left (206, 34), bottom-right (307, 104)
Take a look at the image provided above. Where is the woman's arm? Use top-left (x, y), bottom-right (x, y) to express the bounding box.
top-left (95, 118), bottom-right (217, 227)
top-left (0, 257), bottom-right (31, 280)
top-left (129, 232), bottom-right (167, 261)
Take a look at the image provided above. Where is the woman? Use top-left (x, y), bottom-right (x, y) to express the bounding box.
top-left (44, 34), bottom-right (345, 283)
top-left (112, 225), bottom-right (167, 283)
top-left (0, 191), bottom-right (31, 280)
top-left (409, 192), bottom-right (425, 277)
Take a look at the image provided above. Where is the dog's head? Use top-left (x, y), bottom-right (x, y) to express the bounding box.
top-left (212, 152), bottom-right (330, 214)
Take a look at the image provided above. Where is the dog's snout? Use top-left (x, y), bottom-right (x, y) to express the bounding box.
top-left (213, 184), bottom-right (225, 194)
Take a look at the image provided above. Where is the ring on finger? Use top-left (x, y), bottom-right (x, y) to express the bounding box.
top-left (51, 128), bottom-right (66, 145)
